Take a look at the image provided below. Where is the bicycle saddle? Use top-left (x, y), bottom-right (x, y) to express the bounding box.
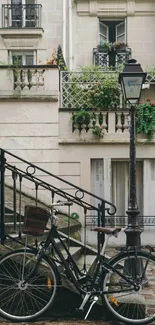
top-left (94, 227), bottom-right (121, 236)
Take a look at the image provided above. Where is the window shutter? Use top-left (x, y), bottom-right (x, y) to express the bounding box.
top-left (116, 21), bottom-right (126, 43)
top-left (99, 22), bottom-right (109, 43)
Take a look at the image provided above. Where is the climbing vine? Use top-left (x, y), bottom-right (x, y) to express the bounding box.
top-left (136, 99), bottom-right (155, 141)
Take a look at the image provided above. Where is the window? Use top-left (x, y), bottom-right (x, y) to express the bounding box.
top-left (9, 51), bottom-right (36, 89)
top-left (9, 51), bottom-right (35, 65)
top-left (99, 20), bottom-right (126, 44)
top-left (11, 0), bottom-right (37, 28)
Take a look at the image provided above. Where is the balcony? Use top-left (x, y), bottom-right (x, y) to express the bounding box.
top-left (59, 109), bottom-right (131, 143)
top-left (59, 70), bottom-right (155, 143)
top-left (0, 65), bottom-right (58, 101)
top-left (93, 47), bottom-right (132, 68)
top-left (0, 4), bottom-right (43, 37)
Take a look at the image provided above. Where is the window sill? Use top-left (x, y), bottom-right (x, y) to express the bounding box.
top-left (0, 28), bottom-right (44, 38)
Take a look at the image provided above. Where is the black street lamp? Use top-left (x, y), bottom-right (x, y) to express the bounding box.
top-left (119, 59), bottom-right (147, 248)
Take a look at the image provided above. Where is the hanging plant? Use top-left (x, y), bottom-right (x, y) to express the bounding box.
top-left (136, 99), bottom-right (155, 141)
top-left (92, 125), bottom-right (104, 137)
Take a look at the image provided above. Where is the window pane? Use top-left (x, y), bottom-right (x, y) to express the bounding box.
top-left (116, 22), bottom-right (125, 42)
top-left (117, 34), bottom-right (125, 42)
top-left (117, 22), bottom-right (125, 36)
top-left (25, 55), bottom-right (34, 65)
top-left (12, 55), bottom-right (22, 65)
top-left (11, 0), bottom-right (22, 3)
top-left (99, 22), bottom-right (108, 40)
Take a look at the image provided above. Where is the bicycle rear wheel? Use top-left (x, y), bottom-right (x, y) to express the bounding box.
top-left (103, 251), bottom-right (155, 325)
top-left (0, 248), bottom-right (60, 321)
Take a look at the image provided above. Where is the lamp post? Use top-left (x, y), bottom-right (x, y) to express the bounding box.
top-left (118, 59), bottom-right (147, 248)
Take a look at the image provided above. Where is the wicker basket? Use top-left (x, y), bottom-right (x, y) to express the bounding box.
top-left (23, 205), bottom-right (50, 237)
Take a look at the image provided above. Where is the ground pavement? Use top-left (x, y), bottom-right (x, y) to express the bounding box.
top-left (0, 317), bottom-right (155, 325)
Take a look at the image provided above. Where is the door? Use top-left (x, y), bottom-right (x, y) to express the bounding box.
top-left (11, 0), bottom-right (35, 27)
top-left (11, 0), bottom-right (22, 27)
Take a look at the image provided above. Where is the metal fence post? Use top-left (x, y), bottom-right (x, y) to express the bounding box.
top-left (100, 201), bottom-right (105, 247)
top-left (0, 149), bottom-right (5, 244)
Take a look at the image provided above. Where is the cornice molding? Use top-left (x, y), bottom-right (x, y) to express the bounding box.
top-left (89, 0), bottom-right (97, 16)
top-left (76, 0), bottom-right (155, 17)
top-left (127, 1), bottom-right (135, 16)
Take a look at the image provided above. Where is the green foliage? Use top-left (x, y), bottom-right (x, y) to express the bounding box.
top-left (92, 126), bottom-right (103, 137)
top-left (136, 99), bottom-right (155, 141)
top-left (72, 110), bottom-right (104, 138)
top-left (98, 41), bottom-right (128, 52)
top-left (86, 78), bottom-right (120, 109)
top-left (72, 109), bottom-right (91, 124)
top-left (65, 65), bottom-right (121, 110)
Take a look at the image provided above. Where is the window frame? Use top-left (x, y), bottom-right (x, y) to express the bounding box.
top-left (8, 50), bottom-right (36, 65)
top-left (99, 18), bottom-right (127, 44)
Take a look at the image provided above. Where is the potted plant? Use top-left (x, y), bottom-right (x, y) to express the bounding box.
top-left (97, 41), bottom-right (113, 53)
top-left (72, 109), bottom-right (91, 125)
top-left (112, 42), bottom-right (128, 53)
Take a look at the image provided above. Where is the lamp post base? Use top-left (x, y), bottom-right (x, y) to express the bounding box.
top-left (125, 208), bottom-right (143, 248)
top-left (124, 209), bottom-right (144, 280)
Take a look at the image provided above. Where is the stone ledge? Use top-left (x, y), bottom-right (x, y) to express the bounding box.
top-left (0, 95), bottom-right (58, 102)
top-left (59, 138), bottom-right (155, 145)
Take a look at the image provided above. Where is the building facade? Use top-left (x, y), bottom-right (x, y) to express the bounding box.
top-left (0, 0), bottom-right (155, 227)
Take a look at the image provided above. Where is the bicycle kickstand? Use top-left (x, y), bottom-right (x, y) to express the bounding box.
top-left (84, 296), bottom-right (98, 320)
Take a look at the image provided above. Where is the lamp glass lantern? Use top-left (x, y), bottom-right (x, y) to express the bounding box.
top-left (119, 59), bottom-right (147, 105)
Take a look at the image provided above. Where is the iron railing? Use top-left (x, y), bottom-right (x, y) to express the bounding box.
top-left (0, 149), bottom-right (116, 253)
top-left (2, 4), bottom-right (42, 28)
top-left (93, 48), bottom-right (132, 68)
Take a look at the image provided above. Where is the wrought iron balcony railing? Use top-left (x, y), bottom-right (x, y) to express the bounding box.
top-left (93, 48), bottom-right (132, 68)
top-left (2, 4), bottom-right (42, 28)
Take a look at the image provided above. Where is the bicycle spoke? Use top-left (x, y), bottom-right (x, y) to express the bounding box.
top-left (103, 252), bottom-right (155, 324)
top-left (0, 250), bottom-right (58, 321)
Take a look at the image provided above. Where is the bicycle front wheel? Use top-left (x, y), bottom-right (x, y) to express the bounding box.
top-left (0, 249), bottom-right (60, 321)
top-left (103, 251), bottom-right (155, 325)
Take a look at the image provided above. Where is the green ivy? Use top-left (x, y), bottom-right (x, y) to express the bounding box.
top-left (136, 99), bottom-right (155, 141)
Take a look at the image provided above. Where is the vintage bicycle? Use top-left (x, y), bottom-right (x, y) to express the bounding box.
top-left (0, 200), bottom-right (155, 324)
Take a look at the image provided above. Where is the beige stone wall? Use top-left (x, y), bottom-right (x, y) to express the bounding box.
top-left (0, 0), bottom-right (62, 64)
top-left (72, 0), bottom-right (155, 69)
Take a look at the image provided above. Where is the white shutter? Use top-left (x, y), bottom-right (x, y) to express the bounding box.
top-left (112, 161), bottom-right (143, 227)
top-left (143, 160), bottom-right (155, 231)
top-left (99, 22), bottom-right (109, 43)
top-left (116, 21), bottom-right (126, 43)
top-left (112, 161), bottom-right (128, 226)
top-left (103, 158), bottom-right (111, 202)
top-left (91, 159), bottom-right (104, 223)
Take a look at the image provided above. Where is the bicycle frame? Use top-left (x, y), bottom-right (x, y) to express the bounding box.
top-left (39, 224), bottom-right (138, 296)
top-left (4, 222), bottom-right (141, 297)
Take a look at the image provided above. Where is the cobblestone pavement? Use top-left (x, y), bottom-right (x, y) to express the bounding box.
top-left (0, 320), bottom-right (121, 325)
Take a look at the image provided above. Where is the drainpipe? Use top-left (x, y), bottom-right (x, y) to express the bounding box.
top-left (63, 0), bottom-right (66, 61)
top-left (68, 0), bottom-right (72, 70)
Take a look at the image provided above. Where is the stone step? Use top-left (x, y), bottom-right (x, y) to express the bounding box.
top-left (76, 254), bottom-right (97, 273)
